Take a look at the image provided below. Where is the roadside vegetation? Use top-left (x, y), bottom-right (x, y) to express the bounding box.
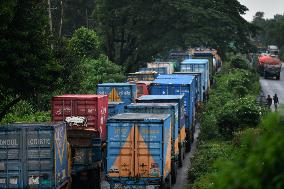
top-left (185, 55), bottom-right (284, 189)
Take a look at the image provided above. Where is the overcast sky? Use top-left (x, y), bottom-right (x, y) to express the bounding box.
top-left (238, 0), bottom-right (284, 21)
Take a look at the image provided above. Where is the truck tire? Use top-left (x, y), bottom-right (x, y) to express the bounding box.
top-left (160, 174), bottom-right (171, 189)
top-left (276, 74), bottom-right (280, 80)
top-left (264, 71), bottom-right (267, 79)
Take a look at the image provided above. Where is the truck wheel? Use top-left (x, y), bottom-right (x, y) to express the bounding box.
top-left (264, 72), bottom-right (267, 79)
top-left (276, 75), bottom-right (280, 80)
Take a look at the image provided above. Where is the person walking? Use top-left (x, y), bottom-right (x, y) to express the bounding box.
top-left (273, 94), bottom-right (279, 111)
top-left (266, 95), bottom-right (272, 109)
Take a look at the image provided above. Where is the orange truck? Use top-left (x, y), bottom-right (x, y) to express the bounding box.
top-left (258, 54), bottom-right (282, 79)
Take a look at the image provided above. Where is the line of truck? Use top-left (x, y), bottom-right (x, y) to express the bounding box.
top-left (0, 48), bottom-right (222, 189)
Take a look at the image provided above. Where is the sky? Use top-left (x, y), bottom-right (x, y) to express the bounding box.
top-left (238, 0), bottom-right (284, 21)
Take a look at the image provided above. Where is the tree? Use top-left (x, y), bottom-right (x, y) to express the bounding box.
top-left (94, 0), bottom-right (256, 72)
top-left (0, 0), bottom-right (61, 120)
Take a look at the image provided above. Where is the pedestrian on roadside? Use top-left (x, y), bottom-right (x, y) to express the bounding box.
top-left (266, 95), bottom-right (272, 109)
top-left (273, 94), bottom-right (279, 111)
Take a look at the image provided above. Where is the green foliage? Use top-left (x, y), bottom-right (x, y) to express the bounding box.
top-left (253, 13), bottom-right (284, 60)
top-left (209, 113), bottom-right (284, 189)
top-left (217, 96), bottom-right (263, 138)
top-left (94, 0), bottom-right (255, 71)
top-left (230, 55), bottom-right (249, 69)
top-left (79, 55), bottom-right (125, 93)
top-left (200, 55), bottom-right (262, 140)
top-left (0, 100), bottom-right (50, 124)
top-left (69, 27), bottom-right (102, 58)
top-left (0, 0), bottom-right (62, 120)
top-left (187, 141), bottom-right (232, 187)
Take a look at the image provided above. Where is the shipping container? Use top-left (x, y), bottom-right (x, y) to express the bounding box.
top-left (0, 122), bottom-right (69, 189)
top-left (97, 83), bottom-right (137, 106)
top-left (51, 94), bottom-right (108, 141)
top-left (67, 129), bottom-right (101, 189)
top-left (125, 103), bottom-right (179, 183)
top-left (147, 62), bottom-right (175, 74)
top-left (135, 81), bottom-right (151, 98)
top-left (136, 95), bottom-right (186, 165)
top-left (156, 74), bottom-right (198, 105)
top-left (149, 77), bottom-right (196, 152)
top-left (192, 51), bottom-right (215, 85)
top-left (173, 72), bottom-right (203, 102)
top-left (139, 67), bottom-right (168, 74)
top-left (106, 113), bottom-right (172, 189)
top-left (127, 72), bottom-right (158, 81)
top-left (180, 59), bottom-right (209, 94)
top-left (108, 102), bottom-right (124, 117)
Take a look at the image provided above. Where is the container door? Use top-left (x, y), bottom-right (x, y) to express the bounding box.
top-left (26, 128), bottom-right (54, 188)
top-left (135, 124), bottom-right (163, 178)
top-left (107, 123), bottom-right (135, 177)
top-left (0, 129), bottom-right (23, 188)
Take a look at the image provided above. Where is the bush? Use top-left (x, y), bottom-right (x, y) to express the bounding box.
top-left (187, 141), bottom-right (232, 187)
top-left (0, 100), bottom-right (50, 124)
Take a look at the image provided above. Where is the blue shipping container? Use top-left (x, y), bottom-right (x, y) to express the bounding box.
top-left (157, 74), bottom-right (199, 104)
top-left (97, 83), bottom-right (136, 106)
top-left (180, 59), bottom-right (209, 92)
top-left (125, 103), bottom-right (179, 178)
top-left (173, 72), bottom-right (203, 102)
top-left (136, 95), bottom-right (186, 163)
top-left (150, 76), bottom-right (196, 130)
top-left (0, 122), bottom-right (69, 189)
top-left (107, 113), bottom-right (172, 189)
top-left (108, 102), bottom-right (124, 117)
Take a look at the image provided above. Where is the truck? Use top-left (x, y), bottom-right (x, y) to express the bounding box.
top-left (108, 102), bottom-right (124, 117)
top-left (150, 76), bottom-right (196, 152)
top-left (106, 113), bottom-right (172, 189)
top-left (97, 83), bottom-right (137, 106)
top-left (125, 103), bottom-right (179, 183)
top-left (267, 45), bottom-right (279, 56)
top-left (180, 59), bottom-right (210, 99)
top-left (136, 95), bottom-right (186, 164)
top-left (0, 122), bottom-right (70, 189)
top-left (52, 95), bottom-right (108, 189)
top-left (258, 55), bottom-right (282, 79)
top-left (147, 62), bottom-right (175, 74)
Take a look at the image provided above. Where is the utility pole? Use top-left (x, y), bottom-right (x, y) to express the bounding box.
top-left (47, 0), bottom-right (54, 49)
top-left (59, 0), bottom-right (64, 38)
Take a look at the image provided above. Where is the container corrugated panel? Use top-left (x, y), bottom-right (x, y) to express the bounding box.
top-left (192, 52), bottom-right (215, 78)
top-left (108, 102), bottom-right (124, 117)
top-left (174, 72), bottom-right (203, 102)
top-left (138, 67), bottom-right (168, 74)
top-left (97, 83), bottom-right (137, 106)
top-left (136, 95), bottom-right (186, 155)
top-left (106, 113), bottom-right (171, 188)
top-left (150, 76), bottom-right (196, 131)
top-left (125, 103), bottom-right (179, 158)
top-left (147, 62), bottom-right (175, 74)
top-left (51, 94), bottom-right (108, 141)
top-left (0, 123), bottom-right (68, 189)
top-left (66, 129), bottom-right (101, 174)
top-left (180, 59), bottom-right (209, 91)
top-left (156, 74), bottom-right (199, 104)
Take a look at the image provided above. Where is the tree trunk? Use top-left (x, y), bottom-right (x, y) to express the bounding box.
top-left (0, 96), bottom-right (22, 122)
top-left (58, 0), bottom-right (64, 38)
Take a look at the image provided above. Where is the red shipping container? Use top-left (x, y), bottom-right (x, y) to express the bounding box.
top-left (51, 94), bottom-right (108, 141)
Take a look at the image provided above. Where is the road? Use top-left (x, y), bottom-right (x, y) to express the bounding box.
top-left (260, 63), bottom-right (284, 110)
